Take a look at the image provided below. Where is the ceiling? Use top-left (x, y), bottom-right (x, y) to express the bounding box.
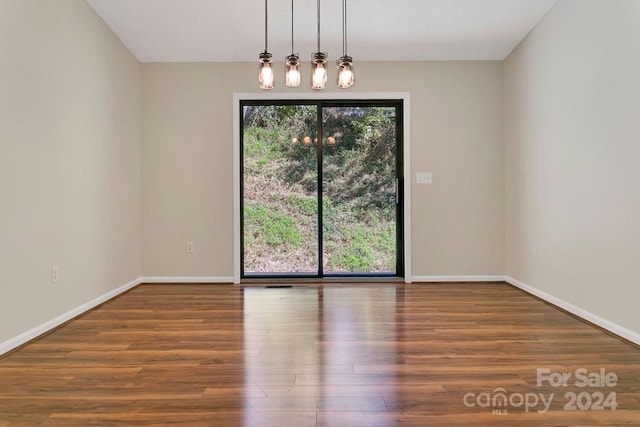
top-left (86, 0), bottom-right (558, 62)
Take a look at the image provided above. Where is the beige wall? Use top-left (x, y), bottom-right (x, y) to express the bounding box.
top-left (141, 61), bottom-right (505, 278)
top-left (0, 0), bottom-right (141, 343)
top-left (504, 0), bottom-right (640, 334)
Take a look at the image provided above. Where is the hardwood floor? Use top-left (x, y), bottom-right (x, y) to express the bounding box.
top-left (1, 282), bottom-right (639, 426)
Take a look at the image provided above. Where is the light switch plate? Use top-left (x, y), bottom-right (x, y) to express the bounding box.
top-left (416, 172), bottom-right (432, 184)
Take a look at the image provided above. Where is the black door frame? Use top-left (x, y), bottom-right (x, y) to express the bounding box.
top-left (240, 99), bottom-right (404, 279)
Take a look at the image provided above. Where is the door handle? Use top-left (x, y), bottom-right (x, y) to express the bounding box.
top-left (395, 178), bottom-right (399, 205)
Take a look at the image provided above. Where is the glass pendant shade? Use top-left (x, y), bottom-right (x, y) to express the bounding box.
top-left (258, 52), bottom-right (274, 90)
top-left (336, 0), bottom-right (355, 89)
top-left (258, 0), bottom-right (273, 89)
top-left (285, 54), bottom-right (301, 87)
top-left (311, 52), bottom-right (328, 90)
top-left (337, 55), bottom-right (354, 88)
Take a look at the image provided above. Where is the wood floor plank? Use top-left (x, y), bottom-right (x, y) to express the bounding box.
top-left (0, 282), bottom-right (639, 426)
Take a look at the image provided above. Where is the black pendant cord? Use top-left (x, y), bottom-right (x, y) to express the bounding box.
top-left (291, 0), bottom-right (294, 54)
top-left (264, 0), bottom-right (268, 53)
top-left (317, 0), bottom-right (321, 53)
top-left (342, 0), bottom-right (347, 56)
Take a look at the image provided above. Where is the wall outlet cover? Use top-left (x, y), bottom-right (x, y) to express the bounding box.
top-left (417, 172), bottom-right (432, 184)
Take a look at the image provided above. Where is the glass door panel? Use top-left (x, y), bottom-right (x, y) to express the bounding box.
top-left (322, 106), bottom-right (399, 274)
top-left (242, 104), bottom-right (318, 274)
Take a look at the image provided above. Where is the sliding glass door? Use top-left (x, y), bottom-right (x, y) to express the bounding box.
top-left (241, 100), bottom-right (403, 278)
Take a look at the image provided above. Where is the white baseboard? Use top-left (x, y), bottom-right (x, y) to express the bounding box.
top-left (0, 277), bottom-right (141, 356)
top-left (411, 275), bottom-right (506, 282)
top-left (505, 276), bottom-right (640, 346)
top-left (140, 276), bottom-right (234, 284)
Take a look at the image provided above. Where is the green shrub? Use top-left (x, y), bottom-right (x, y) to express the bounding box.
top-left (244, 205), bottom-right (302, 247)
top-left (243, 128), bottom-right (284, 171)
top-left (328, 225), bottom-right (395, 272)
top-left (286, 195), bottom-right (317, 216)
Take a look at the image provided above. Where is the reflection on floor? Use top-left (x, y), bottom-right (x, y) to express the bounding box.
top-left (1, 283), bottom-right (639, 426)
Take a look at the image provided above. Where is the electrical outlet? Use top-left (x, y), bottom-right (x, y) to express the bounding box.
top-left (186, 242), bottom-right (194, 254)
top-left (416, 172), bottom-right (432, 184)
top-left (51, 266), bottom-right (59, 284)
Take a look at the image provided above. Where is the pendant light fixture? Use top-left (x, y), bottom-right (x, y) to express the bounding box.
top-left (311, 0), bottom-right (327, 90)
top-left (258, 0), bottom-right (274, 89)
top-left (337, 0), bottom-right (354, 88)
top-left (285, 0), bottom-right (301, 87)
